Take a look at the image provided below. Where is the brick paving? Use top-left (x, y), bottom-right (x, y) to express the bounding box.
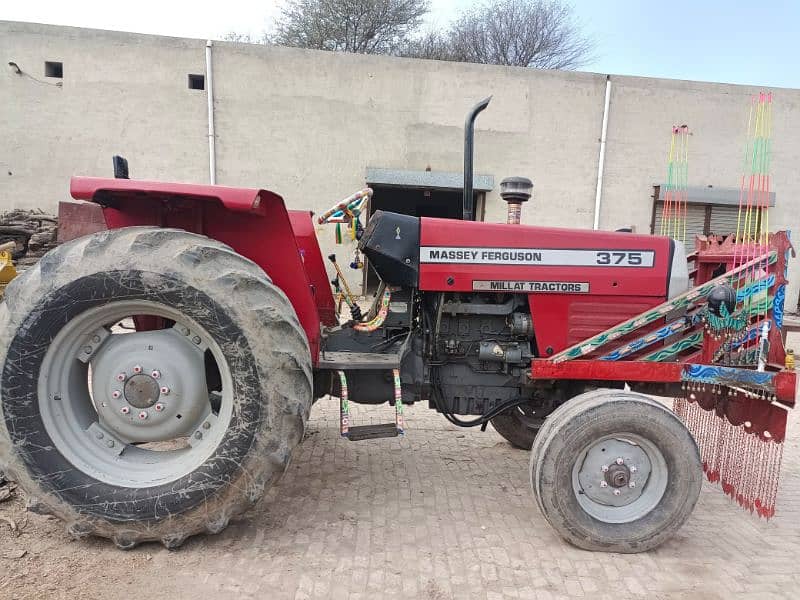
top-left (3, 389), bottom-right (799, 599)
top-left (170, 396), bottom-right (800, 600)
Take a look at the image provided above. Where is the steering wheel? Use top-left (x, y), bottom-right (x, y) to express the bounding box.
top-left (317, 188), bottom-right (373, 225)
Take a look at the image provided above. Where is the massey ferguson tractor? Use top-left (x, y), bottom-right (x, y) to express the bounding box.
top-left (0, 98), bottom-right (794, 553)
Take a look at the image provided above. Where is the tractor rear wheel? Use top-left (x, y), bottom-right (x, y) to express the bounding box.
top-left (530, 390), bottom-right (701, 553)
top-left (0, 227), bottom-right (312, 549)
top-left (492, 385), bottom-right (587, 449)
top-left (491, 403), bottom-right (550, 449)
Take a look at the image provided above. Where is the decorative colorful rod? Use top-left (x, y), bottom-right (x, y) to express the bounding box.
top-left (673, 92), bottom-right (784, 518)
top-left (733, 92), bottom-right (773, 353)
top-left (660, 125), bottom-right (690, 242)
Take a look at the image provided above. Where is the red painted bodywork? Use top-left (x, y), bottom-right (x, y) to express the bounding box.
top-left (694, 232), bottom-right (794, 368)
top-left (65, 177), bottom-right (336, 362)
top-left (532, 359), bottom-right (686, 383)
top-left (419, 217), bottom-right (672, 354)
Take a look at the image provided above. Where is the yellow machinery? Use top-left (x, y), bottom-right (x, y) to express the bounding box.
top-left (0, 241), bottom-right (17, 297)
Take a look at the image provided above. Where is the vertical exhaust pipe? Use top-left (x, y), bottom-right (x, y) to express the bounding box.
top-left (463, 96), bottom-right (492, 221)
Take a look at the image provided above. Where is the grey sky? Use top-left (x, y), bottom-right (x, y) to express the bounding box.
top-left (3, 0), bottom-right (798, 87)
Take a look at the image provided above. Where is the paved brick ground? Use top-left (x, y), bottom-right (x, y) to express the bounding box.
top-left (177, 399), bottom-right (800, 600)
top-left (2, 392), bottom-right (799, 599)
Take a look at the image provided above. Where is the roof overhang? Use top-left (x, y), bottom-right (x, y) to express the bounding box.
top-left (654, 184), bottom-right (775, 207)
top-left (366, 167), bottom-right (494, 192)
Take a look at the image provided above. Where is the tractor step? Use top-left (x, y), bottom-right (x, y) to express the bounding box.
top-left (319, 351), bottom-right (401, 370)
top-left (346, 423), bottom-right (399, 441)
top-left (337, 368), bottom-right (405, 441)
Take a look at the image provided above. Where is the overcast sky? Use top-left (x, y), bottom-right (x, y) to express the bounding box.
top-left (3, 0), bottom-right (799, 88)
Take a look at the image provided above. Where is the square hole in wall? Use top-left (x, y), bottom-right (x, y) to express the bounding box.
top-left (188, 74), bottom-right (205, 90)
top-left (45, 61), bottom-right (63, 78)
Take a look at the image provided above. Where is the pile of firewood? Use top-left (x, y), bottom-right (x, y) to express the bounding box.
top-left (0, 209), bottom-right (58, 269)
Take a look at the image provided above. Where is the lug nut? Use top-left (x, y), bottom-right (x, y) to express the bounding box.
top-left (93, 335), bottom-right (102, 343)
top-left (106, 440), bottom-right (115, 448)
top-left (95, 431), bottom-right (104, 440)
top-left (120, 406), bottom-right (130, 415)
top-left (154, 403), bottom-right (165, 412)
top-left (630, 466), bottom-right (637, 473)
top-left (83, 346), bottom-right (93, 355)
top-left (600, 481), bottom-right (608, 488)
top-left (629, 482), bottom-right (636, 488)
top-left (194, 431), bottom-right (203, 440)
top-left (133, 365), bottom-right (142, 374)
top-left (160, 386), bottom-right (170, 395)
top-left (151, 370), bottom-right (161, 379)
top-left (116, 373), bottom-right (126, 382)
top-left (202, 422), bottom-right (211, 430)
top-left (138, 411), bottom-right (148, 420)
top-left (192, 336), bottom-right (201, 345)
top-left (112, 390), bottom-right (121, 399)
top-left (601, 465), bottom-right (609, 472)
top-left (613, 489), bottom-right (621, 496)
top-left (615, 457), bottom-right (624, 465)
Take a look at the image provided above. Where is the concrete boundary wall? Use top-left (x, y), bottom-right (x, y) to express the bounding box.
top-left (2, 21), bottom-right (798, 302)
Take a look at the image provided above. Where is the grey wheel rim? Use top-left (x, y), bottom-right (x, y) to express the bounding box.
top-left (572, 433), bottom-right (668, 524)
top-left (38, 300), bottom-right (234, 488)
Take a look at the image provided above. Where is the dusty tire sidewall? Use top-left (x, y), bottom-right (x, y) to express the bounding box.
top-left (537, 399), bottom-right (701, 552)
top-left (0, 229), bottom-right (312, 544)
top-left (2, 269), bottom-right (267, 521)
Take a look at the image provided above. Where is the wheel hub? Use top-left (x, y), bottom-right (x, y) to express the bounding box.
top-left (123, 374), bottom-right (160, 409)
top-left (572, 434), bottom-right (669, 524)
top-left (605, 463), bottom-right (630, 488)
top-left (90, 328), bottom-right (209, 443)
top-left (576, 438), bottom-right (652, 508)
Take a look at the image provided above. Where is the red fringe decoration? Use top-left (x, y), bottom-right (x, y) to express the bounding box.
top-left (673, 396), bottom-right (785, 519)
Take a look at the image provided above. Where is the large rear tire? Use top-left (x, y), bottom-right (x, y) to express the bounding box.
top-left (0, 227), bottom-right (312, 549)
top-left (491, 404), bottom-right (547, 449)
top-left (530, 390), bottom-right (701, 553)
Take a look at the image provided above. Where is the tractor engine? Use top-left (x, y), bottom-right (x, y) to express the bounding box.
top-left (426, 293), bottom-right (534, 415)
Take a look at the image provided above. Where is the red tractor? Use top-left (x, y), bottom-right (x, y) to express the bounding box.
top-left (0, 100), bottom-right (794, 553)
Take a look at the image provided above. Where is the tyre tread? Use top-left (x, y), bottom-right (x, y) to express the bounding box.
top-left (0, 227), bottom-right (312, 549)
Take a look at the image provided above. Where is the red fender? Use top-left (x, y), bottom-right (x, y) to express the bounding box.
top-left (61, 177), bottom-right (335, 362)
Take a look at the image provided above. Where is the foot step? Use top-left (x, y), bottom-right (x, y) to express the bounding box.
top-left (346, 423), bottom-right (399, 441)
top-left (338, 368), bottom-right (405, 441)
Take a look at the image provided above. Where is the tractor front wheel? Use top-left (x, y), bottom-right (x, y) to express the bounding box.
top-left (0, 227), bottom-right (312, 549)
top-left (530, 389), bottom-right (701, 553)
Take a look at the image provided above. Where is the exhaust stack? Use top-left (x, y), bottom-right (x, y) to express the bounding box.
top-left (500, 177), bottom-right (533, 224)
top-left (463, 96), bottom-right (492, 221)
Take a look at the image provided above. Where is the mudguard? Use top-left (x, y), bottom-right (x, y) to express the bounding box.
top-left (61, 177), bottom-right (335, 361)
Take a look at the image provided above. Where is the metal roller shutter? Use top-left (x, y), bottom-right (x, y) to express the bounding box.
top-left (708, 205), bottom-right (741, 237)
top-left (652, 203), bottom-right (744, 239)
top-left (652, 202), bottom-right (707, 240)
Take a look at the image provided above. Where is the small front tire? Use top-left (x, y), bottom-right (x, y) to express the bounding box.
top-left (530, 390), bottom-right (701, 553)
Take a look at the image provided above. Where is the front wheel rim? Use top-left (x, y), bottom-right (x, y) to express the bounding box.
top-left (38, 300), bottom-right (234, 488)
top-left (572, 433), bottom-right (668, 524)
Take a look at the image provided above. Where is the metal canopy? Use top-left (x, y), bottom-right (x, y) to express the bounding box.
top-left (654, 185), bottom-right (776, 207)
top-left (366, 167), bottom-right (494, 192)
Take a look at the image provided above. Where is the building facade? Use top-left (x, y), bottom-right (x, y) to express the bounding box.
top-left (2, 21), bottom-right (799, 302)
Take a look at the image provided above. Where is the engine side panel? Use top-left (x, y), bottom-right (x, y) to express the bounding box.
top-left (529, 294), bottom-right (661, 356)
top-left (418, 217), bottom-right (674, 355)
top-left (418, 217), bottom-right (673, 297)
